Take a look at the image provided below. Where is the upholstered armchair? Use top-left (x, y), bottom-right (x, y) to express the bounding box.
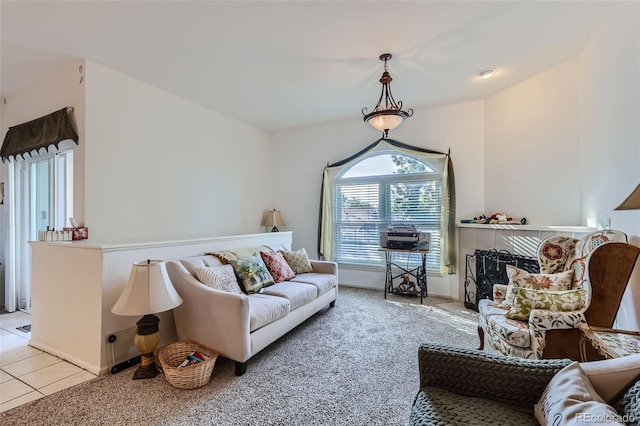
top-left (477, 230), bottom-right (640, 360)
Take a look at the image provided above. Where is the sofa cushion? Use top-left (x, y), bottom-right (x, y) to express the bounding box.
top-left (534, 362), bottom-right (624, 425)
top-left (228, 255), bottom-right (275, 294)
top-left (501, 266), bottom-right (574, 308)
top-left (260, 251), bottom-right (295, 283)
top-left (208, 245), bottom-right (274, 264)
top-left (194, 264), bottom-right (242, 294)
top-left (290, 273), bottom-right (337, 295)
top-left (248, 294), bottom-right (290, 332)
top-left (506, 287), bottom-right (584, 321)
top-left (485, 314), bottom-right (531, 349)
top-left (409, 387), bottom-right (538, 426)
top-left (261, 281), bottom-right (317, 310)
top-left (280, 248), bottom-right (313, 274)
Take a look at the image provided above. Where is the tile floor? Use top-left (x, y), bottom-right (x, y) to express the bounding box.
top-left (0, 311), bottom-right (97, 413)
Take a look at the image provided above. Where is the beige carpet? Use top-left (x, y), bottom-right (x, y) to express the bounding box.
top-left (1, 287), bottom-right (483, 426)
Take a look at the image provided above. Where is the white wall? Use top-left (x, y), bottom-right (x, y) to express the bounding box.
top-left (83, 61), bottom-right (273, 243)
top-left (270, 101), bottom-right (484, 298)
top-left (484, 58), bottom-right (581, 226)
top-left (579, 4), bottom-right (640, 330)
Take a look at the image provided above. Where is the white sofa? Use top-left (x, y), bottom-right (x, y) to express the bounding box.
top-left (166, 244), bottom-right (338, 375)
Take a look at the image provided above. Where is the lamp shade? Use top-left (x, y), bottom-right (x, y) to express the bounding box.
top-left (261, 209), bottom-right (286, 227)
top-left (615, 184), bottom-right (640, 210)
top-left (112, 260), bottom-right (182, 316)
top-left (366, 111), bottom-right (405, 132)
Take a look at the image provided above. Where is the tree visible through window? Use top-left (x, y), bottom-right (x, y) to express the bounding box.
top-left (331, 152), bottom-right (443, 274)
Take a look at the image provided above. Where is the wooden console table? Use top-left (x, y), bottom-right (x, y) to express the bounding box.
top-left (380, 248), bottom-right (428, 303)
top-left (578, 324), bottom-right (640, 360)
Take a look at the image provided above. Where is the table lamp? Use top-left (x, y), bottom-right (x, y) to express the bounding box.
top-left (615, 184), bottom-right (640, 211)
top-left (111, 259), bottom-right (183, 379)
top-left (261, 209), bottom-right (286, 232)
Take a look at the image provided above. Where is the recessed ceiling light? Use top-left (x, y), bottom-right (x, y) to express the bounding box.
top-left (477, 68), bottom-right (497, 79)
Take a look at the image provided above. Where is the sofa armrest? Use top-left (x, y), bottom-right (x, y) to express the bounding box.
top-left (310, 259), bottom-right (338, 276)
top-left (166, 261), bottom-right (252, 362)
top-left (418, 343), bottom-right (571, 409)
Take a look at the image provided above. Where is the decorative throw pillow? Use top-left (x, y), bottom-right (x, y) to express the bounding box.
top-left (206, 245), bottom-right (273, 264)
top-left (535, 362), bottom-right (624, 426)
top-left (260, 251), bottom-right (295, 283)
top-left (280, 248), bottom-right (313, 274)
top-left (228, 255), bottom-right (275, 294)
top-left (506, 287), bottom-right (584, 321)
top-left (500, 265), bottom-right (574, 308)
top-left (194, 265), bottom-right (242, 294)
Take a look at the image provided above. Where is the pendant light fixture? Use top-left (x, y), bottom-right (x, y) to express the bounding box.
top-left (362, 53), bottom-right (413, 138)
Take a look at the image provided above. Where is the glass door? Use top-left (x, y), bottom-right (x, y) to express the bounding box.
top-left (6, 149), bottom-right (73, 312)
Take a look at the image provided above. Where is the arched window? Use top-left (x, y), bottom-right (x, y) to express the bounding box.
top-left (321, 140), bottom-right (454, 276)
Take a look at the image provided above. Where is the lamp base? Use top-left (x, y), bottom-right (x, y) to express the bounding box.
top-left (133, 359), bottom-right (158, 380)
top-left (132, 314), bottom-right (162, 380)
top-left (271, 226), bottom-right (279, 232)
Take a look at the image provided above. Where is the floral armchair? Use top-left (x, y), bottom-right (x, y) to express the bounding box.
top-left (477, 230), bottom-right (639, 360)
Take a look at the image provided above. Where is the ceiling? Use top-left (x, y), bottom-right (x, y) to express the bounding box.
top-left (0, 1), bottom-right (621, 133)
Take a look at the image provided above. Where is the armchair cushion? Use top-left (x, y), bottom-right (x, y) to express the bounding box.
top-left (411, 386), bottom-right (539, 425)
top-left (506, 287), bottom-right (585, 321)
top-left (534, 362), bottom-right (623, 425)
top-left (501, 265), bottom-right (574, 308)
top-left (488, 313), bottom-right (531, 348)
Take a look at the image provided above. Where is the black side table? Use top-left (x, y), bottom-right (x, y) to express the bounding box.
top-left (381, 248), bottom-right (429, 303)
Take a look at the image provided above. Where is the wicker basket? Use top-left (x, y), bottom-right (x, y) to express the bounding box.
top-left (158, 341), bottom-right (218, 389)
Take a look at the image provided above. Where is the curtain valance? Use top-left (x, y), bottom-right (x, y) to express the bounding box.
top-left (1, 107), bottom-right (78, 162)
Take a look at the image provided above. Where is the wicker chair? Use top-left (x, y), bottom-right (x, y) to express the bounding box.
top-left (407, 344), bottom-right (571, 425)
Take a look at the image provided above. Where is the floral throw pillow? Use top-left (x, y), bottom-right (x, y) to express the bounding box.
top-left (500, 265), bottom-right (574, 308)
top-left (228, 255), bottom-right (275, 294)
top-left (279, 248), bottom-right (313, 274)
top-left (260, 251), bottom-right (295, 283)
top-left (194, 265), bottom-right (243, 294)
top-left (506, 287), bottom-right (585, 321)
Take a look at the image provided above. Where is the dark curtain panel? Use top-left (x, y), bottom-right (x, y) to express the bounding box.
top-left (1, 108), bottom-right (78, 162)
